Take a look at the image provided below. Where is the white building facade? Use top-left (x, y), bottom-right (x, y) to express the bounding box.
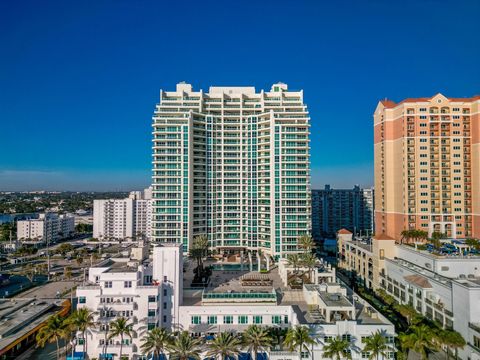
top-left (93, 188), bottom-right (152, 241)
top-left (17, 213), bottom-right (74, 244)
top-left (152, 82), bottom-right (311, 257)
top-left (77, 245), bottom-right (396, 360)
top-left (380, 247), bottom-right (480, 359)
top-left (76, 244), bottom-right (182, 359)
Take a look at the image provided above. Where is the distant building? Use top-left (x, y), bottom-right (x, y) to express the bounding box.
top-left (17, 213), bottom-right (75, 244)
top-left (312, 185), bottom-right (374, 240)
top-left (93, 187), bottom-right (152, 241)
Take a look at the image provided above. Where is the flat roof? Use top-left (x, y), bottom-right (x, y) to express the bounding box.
top-left (0, 299), bottom-right (65, 352)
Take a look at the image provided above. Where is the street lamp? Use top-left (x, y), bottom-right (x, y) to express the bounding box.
top-left (70, 337), bottom-right (77, 360)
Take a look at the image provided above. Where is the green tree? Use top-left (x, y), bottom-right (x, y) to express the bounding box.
top-left (362, 331), bottom-right (393, 360)
top-left (283, 326), bottom-right (316, 355)
top-left (36, 314), bottom-right (68, 360)
top-left (76, 255), bottom-right (84, 266)
top-left (140, 327), bottom-right (172, 360)
top-left (242, 325), bottom-right (272, 360)
top-left (57, 243), bottom-right (74, 256)
top-left (108, 317), bottom-right (133, 360)
top-left (206, 332), bottom-right (242, 360)
top-left (400, 229), bottom-right (412, 244)
top-left (21, 263), bottom-right (37, 282)
top-left (269, 327), bottom-right (288, 350)
top-left (465, 238), bottom-right (480, 250)
top-left (398, 324), bottom-right (439, 360)
top-left (298, 234), bottom-right (315, 253)
top-left (189, 234), bottom-right (209, 279)
top-left (287, 253), bottom-right (301, 274)
top-left (322, 337), bottom-right (352, 360)
top-left (66, 308), bottom-right (96, 359)
top-left (300, 253), bottom-right (318, 283)
top-left (64, 266), bottom-right (73, 280)
top-left (394, 304), bottom-right (419, 325)
top-left (75, 223), bottom-right (93, 233)
top-left (167, 331), bottom-right (203, 360)
top-left (441, 329), bottom-right (465, 359)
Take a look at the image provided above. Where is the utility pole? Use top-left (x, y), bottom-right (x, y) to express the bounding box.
top-left (46, 235), bottom-right (50, 281)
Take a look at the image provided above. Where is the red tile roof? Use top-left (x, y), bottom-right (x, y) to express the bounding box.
top-left (374, 233), bottom-right (395, 241)
top-left (337, 229), bottom-right (352, 235)
top-left (380, 94), bottom-right (480, 109)
top-left (404, 275), bottom-right (432, 289)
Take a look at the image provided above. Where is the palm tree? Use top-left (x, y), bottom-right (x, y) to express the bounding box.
top-left (206, 332), bottom-right (242, 360)
top-left (66, 308), bottom-right (96, 359)
top-left (362, 331), bottom-right (392, 360)
top-left (141, 327), bottom-right (172, 360)
top-left (322, 336), bottom-right (351, 360)
top-left (298, 234), bottom-right (315, 253)
top-left (283, 326), bottom-right (316, 356)
top-left (242, 325), bottom-right (273, 360)
top-left (400, 229), bottom-right (411, 244)
top-left (465, 238), bottom-right (480, 251)
top-left (189, 234), bottom-right (209, 278)
top-left (36, 314), bottom-right (68, 360)
top-left (440, 329), bottom-right (465, 359)
top-left (394, 304), bottom-right (419, 325)
top-left (287, 253), bottom-right (301, 274)
top-left (108, 317), bottom-right (133, 360)
top-left (167, 331), bottom-right (203, 360)
top-left (300, 253), bottom-right (318, 283)
top-left (398, 325), bottom-right (439, 360)
top-left (269, 327), bottom-right (288, 350)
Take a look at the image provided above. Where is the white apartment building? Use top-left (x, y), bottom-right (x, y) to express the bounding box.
top-left (77, 245), bottom-right (396, 360)
top-left (93, 188), bottom-right (152, 241)
top-left (380, 246), bottom-right (480, 360)
top-left (152, 82), bottom-right (311, 257)
top-left (76, 244), bottom-right (182, 359)
top-left (17, 213), bottom-right (74, 244)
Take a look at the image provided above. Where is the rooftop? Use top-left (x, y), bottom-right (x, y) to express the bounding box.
top-left (0, 299), bottom-right (66, 351)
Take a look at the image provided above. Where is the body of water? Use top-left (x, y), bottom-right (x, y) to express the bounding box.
top-left (0, 213), bottom-right (38, 224)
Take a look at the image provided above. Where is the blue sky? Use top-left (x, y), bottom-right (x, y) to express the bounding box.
top-left (1, 0), bottom-right (479, 191)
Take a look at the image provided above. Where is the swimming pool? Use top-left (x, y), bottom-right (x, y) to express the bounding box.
top-left (211, 263), bottom-right (245, 271)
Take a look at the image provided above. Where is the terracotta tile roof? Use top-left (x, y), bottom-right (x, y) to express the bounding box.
top-left (380, 94), bottom-right (480, 109)
top-left (337, 229), bottom-right (352, 235)
top-left (404, 275), bottom-right (432, 289)
top-left (374, 233), bottom-right (395, 241)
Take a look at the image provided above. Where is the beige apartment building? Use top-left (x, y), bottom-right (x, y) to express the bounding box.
top-left (337, 229), bottom-right (396, 290)
top-left (374, 94), bottom-right (480, 241)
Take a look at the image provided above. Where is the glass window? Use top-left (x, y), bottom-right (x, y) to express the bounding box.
top-left (208, 316), bottom-right (217, 324)
top-left (238, 315), bottom-right (248, 324)
top-left (253, 316), bottom-right (263, 324)
top-left (79, 296), bottom-right (86, 304)
top-left (223, 315), bottom-right (233, 324)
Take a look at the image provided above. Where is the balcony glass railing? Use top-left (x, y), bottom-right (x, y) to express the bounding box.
top-left (202, 291), bottom-right (277, 300)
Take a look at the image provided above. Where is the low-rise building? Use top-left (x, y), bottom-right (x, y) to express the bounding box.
top-left (0, 298), bottom-right (70, 359)
top-left (17, 213), bottom-right (75, 244)
top-left (381, 250), bottom-right (480, 360)
top-left (337, 229), bottom-right (396, 289)
top-left (76, 244), bottom-right (396, 360)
